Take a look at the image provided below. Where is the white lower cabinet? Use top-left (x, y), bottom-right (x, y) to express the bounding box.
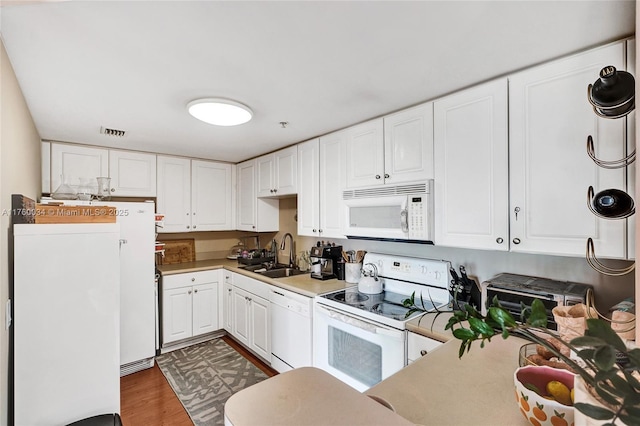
top-left (231, 273), bottom-right (271, 361)
top-left (407, 332), bottom-right (443, 364)
top-left (222, 272), bottom-right (234, 333)
top-left (162, 270), bottom-right (220, 345)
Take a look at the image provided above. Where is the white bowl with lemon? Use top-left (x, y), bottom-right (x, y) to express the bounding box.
top-left (514, 365), bottom-right (575, 426)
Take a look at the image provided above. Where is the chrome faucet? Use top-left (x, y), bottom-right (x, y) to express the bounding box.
top-left (279, 233), bottom-right (295, 268)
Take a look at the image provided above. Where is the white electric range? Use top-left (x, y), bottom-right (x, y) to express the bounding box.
top-left (313, 252), bottom-right (451, 391)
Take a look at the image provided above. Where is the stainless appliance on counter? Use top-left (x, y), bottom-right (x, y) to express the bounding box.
top-left (313, 252), bottom-right (450, 391)
top-left (480, 273), bottom-right (593, 330)
top-left (309, 244), bottom-right (343, 280)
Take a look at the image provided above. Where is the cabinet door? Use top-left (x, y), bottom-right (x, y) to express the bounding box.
top-left (232, 287), bottom-right (250, 347)
top-left (223, 279), bottom-right (234, 334)
top-left (407, 332), bottom-right (442, 364)
top-left (384, 103), bottom-right (434, 184)
top-left (157, 156), bottom-right (192, 233)
top-left (345, 119), bottom-right (384, 188)
top-left (192, 160), bottom-right (233, 231)
top-left (297, 139), bottom-right (320, 236)
top-left (509, 42), bottom-right (627, 258)
top-left (320, 130), bottom-right (347, 238)
top-left (434, 79), bottom-right (509, 250)
top-left (626, 38), bottom-right (635, 260)
top-left (42, 141), bottom-right (51, 194)
top-left (249, 295), bottom-right (270, 361)
top-left (256, 154), bottom-right (275, 197)
top-left (108, 150), bottom-right (157, 197)
top-left (50, 143), bottom-right (108, 193)
top-left (237, 160), bottom-right (257, 231)
top-left (275, 145), bottom-right (298, 195)
top-left (192, 282), bottom-right (219, 336)
top-left (162, 287), bottom-right (193, 344)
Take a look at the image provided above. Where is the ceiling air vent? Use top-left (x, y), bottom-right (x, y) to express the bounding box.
top-left (100, 126), bottom-right (126, 137)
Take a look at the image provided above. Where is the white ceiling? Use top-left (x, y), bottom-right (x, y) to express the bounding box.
top-left (0, 1), bottom-right (635, 163)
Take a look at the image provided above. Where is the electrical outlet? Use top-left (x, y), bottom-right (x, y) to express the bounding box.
top-left (5, 299), bottom-right (11, 329)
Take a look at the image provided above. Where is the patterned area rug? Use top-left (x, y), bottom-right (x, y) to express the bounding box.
top-left (156, 339), bottom-right (269, 425)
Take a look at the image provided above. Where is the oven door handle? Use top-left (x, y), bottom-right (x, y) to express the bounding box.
top-left (316, 304), bottom-right (399, 336)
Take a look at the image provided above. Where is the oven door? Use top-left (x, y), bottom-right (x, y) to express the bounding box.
top-left (313, 303), bottom-right (406, 392)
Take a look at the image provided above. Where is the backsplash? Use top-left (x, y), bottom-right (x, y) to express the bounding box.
top-left (297, 235), bottom-right (635, 314)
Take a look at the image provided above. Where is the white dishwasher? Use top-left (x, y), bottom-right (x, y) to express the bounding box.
top-left (269, 287), bottom-right (313, 373)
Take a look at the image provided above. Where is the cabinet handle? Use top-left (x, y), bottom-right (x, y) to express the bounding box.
top-left (514, 206), bottom-right (520, 220)
top-left (110, 188), bottom-right (115, 192)
top-left (252, 225), bottom-right (256, 229)
top-left (193, 225), bottom-right (197, 229)
top-left (191, 278), bottom-right (195, 282)
top-left (188, 290), bottom-right (192, 294)
top-left (273, 189), bottom-right (277, 193)
top-left (194, 289), bottom-right (198, 293)
top-left (186, 226), bottom-right (190, 229)
top-left (496, 237), bottom-right (504, 244)
top-left (270, 189), bottom-right (274, 193)
top-left (513, 238), bottom-right (521, 245)
top-left (228, 288), bottom-right (232, 293)
top-left (186, 212), bottom-right (190, 215)
top-left (420, 350), bottom-right (428, 356)
top-left (375, 175), bottom-right (381, 179)
top-left (312, 229), bottom-right (317, 233)
top-left (318, 229), bottom-right (323, 233)
top-left (384, 173), bottom-right (390, 179)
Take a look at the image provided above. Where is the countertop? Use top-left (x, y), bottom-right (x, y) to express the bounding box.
top-left (224, 367), bottom-right (414, 426)
top-left (156, 258), bottom-right (353, 297)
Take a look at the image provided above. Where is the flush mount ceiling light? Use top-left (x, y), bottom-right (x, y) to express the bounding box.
top-left (187, 98), bottom-right (253, 126)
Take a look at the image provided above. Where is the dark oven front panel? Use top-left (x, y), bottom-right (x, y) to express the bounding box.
top-left (485, 289), bottom-right (558, 330)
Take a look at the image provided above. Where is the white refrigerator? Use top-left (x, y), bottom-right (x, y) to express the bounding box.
top-left (90, 201), bottom-right (157, 374)
top-left (13, 223), bottom-right (121, 425)
top-left (83, 201), bottom-right (157, 376)
top-left (35, 200), bottom-right (158, 373)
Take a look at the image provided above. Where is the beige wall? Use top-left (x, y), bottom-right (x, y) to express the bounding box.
top-left (0, 39), bottom-right (42, 426)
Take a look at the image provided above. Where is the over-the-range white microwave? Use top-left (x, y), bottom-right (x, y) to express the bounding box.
top-left (343, 180), bottom-right (434, 243)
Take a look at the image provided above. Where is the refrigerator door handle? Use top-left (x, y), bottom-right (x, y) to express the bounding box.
top-left (119, 239), bottom-right (128, 249)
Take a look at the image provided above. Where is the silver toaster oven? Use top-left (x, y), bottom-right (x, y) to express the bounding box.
top-left (480, 273), bottom-right (593, 330)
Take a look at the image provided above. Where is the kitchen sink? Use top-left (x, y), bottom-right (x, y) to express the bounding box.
top-left (258, 268), bottom-right (306, 279)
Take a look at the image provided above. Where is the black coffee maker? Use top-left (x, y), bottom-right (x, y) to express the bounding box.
top-left (309, 244), bottom-right (343, 280)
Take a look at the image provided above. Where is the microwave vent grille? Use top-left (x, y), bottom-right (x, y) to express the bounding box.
top-left (343, 182), bottom-right (428, 200)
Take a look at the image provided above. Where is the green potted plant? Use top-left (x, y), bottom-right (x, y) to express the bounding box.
top-left (402, 295), bottom-right (640, 425)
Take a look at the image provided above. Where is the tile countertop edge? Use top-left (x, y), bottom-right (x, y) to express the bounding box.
top-left (156, 259), bottom-right (354, 297)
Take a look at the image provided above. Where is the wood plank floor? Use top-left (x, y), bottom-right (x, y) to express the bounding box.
top-left (120, 336), bottom-right (278, 426)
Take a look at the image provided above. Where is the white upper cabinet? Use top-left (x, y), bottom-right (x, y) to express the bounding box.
top-left (257, 146), bottom-right (298, 197)
top-left (319, 131), bottom-right (347, 238)
top-left (108, 150), bottom-right (157, 197)
top-left (297, 139), bottom-right (320, 237)
top-left (434, 78), bottom-right (509, 251)
top-left (157, 156), bottom-right (191, 232)
top-left (509, 41), bottom-right (627, 258)
top-left (345, 119), bottom-right (385, 188)
top-left (298, 132), bottom-right (347, 238)
top-left (50, 143), bottom-right (109, 194)
top-left (345, 106), bottom-right (433, 189)
top-left (626, 38), bottom-right (635, 261)
top-left (383, 103), bottom-right (434, 184)
top-left (191, 160), bottom-right (234, 231)
top-left (237, 159), bottom-right (279, 232)
top-left (157, 156), bottom-right (234, 233)
top-left (42, 141), bottom-right (51, 194)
